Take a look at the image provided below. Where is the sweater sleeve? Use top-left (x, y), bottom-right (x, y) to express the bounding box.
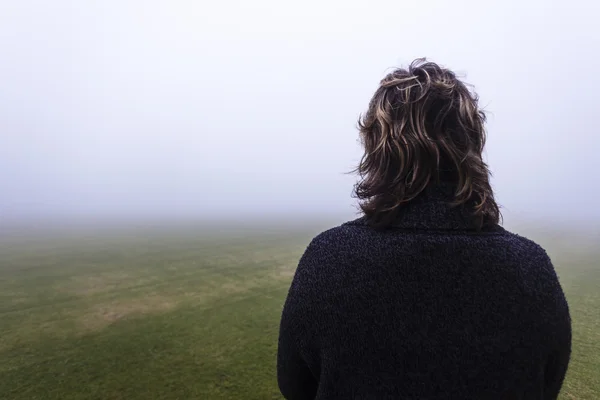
top-left (277, 241), bottom-right (320, 400)
top-left (277, 322), bottom-right (317, 400)
top-left (542, 258), bottom-right (572, 400)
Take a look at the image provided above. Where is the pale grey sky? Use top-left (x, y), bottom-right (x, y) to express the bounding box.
top-left (1, 0), bottom-right (598, 225)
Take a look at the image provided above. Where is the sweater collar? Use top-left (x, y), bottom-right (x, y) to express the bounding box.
top-left (346, 184), bottom-right (503, 232)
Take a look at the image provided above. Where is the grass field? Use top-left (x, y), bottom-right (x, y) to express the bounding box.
top-left (0, 221), bottom-right (598, 399)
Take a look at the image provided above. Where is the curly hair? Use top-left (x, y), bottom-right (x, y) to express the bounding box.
top-left (353, 58), bottom-right (501, 230)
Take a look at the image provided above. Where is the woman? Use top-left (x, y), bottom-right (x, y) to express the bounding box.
top-left (277, 59), bottom-right (571, 399)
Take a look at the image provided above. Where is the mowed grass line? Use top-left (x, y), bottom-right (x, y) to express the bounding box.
top-left (0, 225), bottom-right (598, 399)
top-left (0, 227), bottom-right (310, 400)
top-left (2, 287), bottom-right (290, 399)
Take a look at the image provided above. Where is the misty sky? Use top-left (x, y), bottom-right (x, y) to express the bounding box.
top-left (1, 0), bottom-right (598, 225)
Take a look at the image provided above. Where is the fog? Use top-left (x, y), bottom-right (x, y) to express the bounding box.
top-left (1, 0), bottom-right (599, 228)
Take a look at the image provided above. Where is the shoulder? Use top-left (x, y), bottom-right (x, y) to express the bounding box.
top-left (292, 219), bottom-right (370, 279)
top-left (501, 229), bottom-right (553, 265)
top-left (303, 218), bottom-right (371, 255)
top-left (500, 230), bottom-right (565, 294)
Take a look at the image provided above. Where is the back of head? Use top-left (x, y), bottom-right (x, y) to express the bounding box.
top-left (354, 58), bottom-right (500, 230)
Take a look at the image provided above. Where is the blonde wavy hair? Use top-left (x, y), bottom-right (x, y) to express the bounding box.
top-left (354, 58), bottom-right (501, 229)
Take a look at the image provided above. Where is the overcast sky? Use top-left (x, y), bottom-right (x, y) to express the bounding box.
top-left (0, 0), bottom-right (598, 226)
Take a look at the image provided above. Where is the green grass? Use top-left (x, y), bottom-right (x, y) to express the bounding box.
top-left (0, 223), bottom-right (598, 399)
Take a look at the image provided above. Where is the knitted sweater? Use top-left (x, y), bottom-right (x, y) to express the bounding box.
top-left (277, 186), bottom-right (571, 400)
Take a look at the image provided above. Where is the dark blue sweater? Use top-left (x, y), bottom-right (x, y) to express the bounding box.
top-left (277, 187), bottom-right (571, 399)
